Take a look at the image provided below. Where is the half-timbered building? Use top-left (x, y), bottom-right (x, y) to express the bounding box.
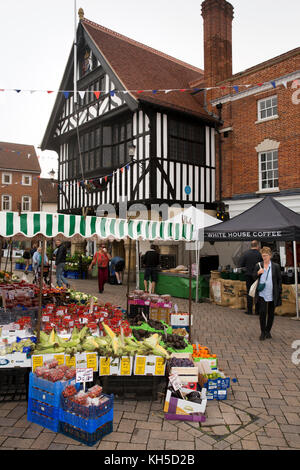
top-left (41, 10), bottom-right (219, 218)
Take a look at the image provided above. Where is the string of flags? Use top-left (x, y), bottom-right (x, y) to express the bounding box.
top-left (0, 79), bottom-right (299, 97)
top-left (76, 160), bottom-right (133, 193)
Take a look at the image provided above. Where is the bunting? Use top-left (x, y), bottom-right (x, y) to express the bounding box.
top-left (0, 78), bottom-right (299, 97)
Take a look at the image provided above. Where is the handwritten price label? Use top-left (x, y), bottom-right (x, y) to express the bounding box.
top-left (76, 368), bottom-right (94, 383)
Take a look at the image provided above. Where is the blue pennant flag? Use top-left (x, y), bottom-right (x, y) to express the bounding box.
top-left (271, 81), bottom-right (276, 89)
top-left (152, 90), bottom-right (158, 94)
top-left (233, 86), bottom-right (239, 93)
top-left (15, 89), bottom-right (21, 93)
top-left (110, 90), bottom-right (115, 97)
top-left (63, 91), bottom-right (70, 99)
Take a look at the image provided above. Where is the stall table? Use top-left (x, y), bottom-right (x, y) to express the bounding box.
top-left (139, 270), bottom-right (209, 301)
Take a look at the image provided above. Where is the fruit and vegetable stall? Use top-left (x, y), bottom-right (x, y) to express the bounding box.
top-left (0, 211), bottom-right (231, 446)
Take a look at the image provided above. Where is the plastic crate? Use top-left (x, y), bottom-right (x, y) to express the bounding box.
top-left (206, 389), bottom-right (228, 400)
top-left (59, 419), bottom-right (113, 447)
top-left (204, 377), bottom-right (230, 391)
top-left (28, 397), bottom-right (60, 420)
top-left (59, 406), bottom-right (113, 434)
top-left (28, 373), bottom-right (75, 407)
top-left (61, 392), bottom-right (113, 419)
top-left (27, 400), bottom-right (60, 432)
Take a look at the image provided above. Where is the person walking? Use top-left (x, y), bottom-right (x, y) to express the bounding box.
top-left (253, 246), bottom-right (282, 341)
top-left (110, 256), bottom-right (125, 285)
top-left (143, 245), bottom-right (160, 294)
top-left (32, 247), bottom-right (49, 284)
top-left (89, 245), bottom-right (111, 293)
top-left (23, 248), bottom-right (31, 274)
top-left (239, 240), bottom-right (263, 315)
top-left (53, 240), bottom-right (69, 288)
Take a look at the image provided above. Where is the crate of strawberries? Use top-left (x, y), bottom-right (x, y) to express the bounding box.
top-left (60, 383), bottom-right (113, 432)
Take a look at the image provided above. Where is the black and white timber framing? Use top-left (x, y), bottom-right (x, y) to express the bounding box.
top-left (41, 23), bottom-right (217, 215)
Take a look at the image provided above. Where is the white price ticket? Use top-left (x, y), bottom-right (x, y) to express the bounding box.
top-left (76, 368), bottom-right (94, 383)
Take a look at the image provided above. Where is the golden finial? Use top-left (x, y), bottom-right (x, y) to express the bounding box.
top-left (78, 8), bottom-right (84, 20)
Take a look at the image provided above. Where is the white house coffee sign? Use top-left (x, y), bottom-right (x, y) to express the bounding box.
top-left (205, 231), bottom-right (284, 240)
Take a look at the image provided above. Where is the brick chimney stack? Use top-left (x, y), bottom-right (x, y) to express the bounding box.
top-left (201, 0), bottom-right (234, 87)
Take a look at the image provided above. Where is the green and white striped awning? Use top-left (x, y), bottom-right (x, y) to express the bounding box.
top-left (0, 212), bottom-right (194, 241)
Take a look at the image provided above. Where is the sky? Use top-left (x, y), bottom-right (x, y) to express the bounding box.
top-left (0, 0), bottom-right (299, 178)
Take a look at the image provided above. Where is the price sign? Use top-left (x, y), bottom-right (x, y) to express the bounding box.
top-left (76, 368), bottom-right (94, 383)
top-left (135, 356), bottom-right (146, 375)
top-left (120, 357), bottom-right (131, 376)
top-left (155, 357), bottom-right (165, 376)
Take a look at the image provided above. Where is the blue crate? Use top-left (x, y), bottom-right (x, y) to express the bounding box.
top-left (28, 373), bottom-right (75, 407)
top-left (59, 407), bottom-right (113, 434)
top-left (59, 419), bottom-right (113, 447)
top-left (27, 401), bottom-right (60, 432)
top-left (206, 389), bottom-right (228, 400)
top-left (61, 391), bottom-right (113, 419)
top-left (28, 398), bottom-right (60, 420)
top-left (204, 377), bottom-right (230, 391)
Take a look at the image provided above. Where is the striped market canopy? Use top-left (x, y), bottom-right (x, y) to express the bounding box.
top-left (0, 212), bottom-right (194, 242)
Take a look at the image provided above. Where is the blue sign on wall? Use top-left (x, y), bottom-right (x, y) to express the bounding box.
top-left (185, 185), bottom-right (191, 195)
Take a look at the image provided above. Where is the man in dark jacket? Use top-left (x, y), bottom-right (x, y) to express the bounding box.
top-left (143, 245), bottom-right (160, 293)
top-left (239, 240), bottom-right (263, 315)
top-left (54, 240), bottom-right (69, 288)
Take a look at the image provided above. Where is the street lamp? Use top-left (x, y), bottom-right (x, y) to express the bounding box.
top-left (128, 143), bottom-right (136, 159)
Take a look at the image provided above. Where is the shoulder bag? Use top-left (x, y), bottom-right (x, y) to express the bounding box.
top-left (248, 263), bottom-right (262, 298)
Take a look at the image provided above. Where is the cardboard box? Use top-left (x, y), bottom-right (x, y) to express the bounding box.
top-left (170, 313), bottom-right (191, 327)
top-left (0, 352), bottom-right (31, 368)
top-left (99, 356), bottom-right (133, 376)
top-left (163, 389), bottom-right (207, 415)
top-left (133, 355), bottom-right (166, 376)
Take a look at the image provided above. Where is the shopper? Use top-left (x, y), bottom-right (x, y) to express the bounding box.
top-left (23, 247), bottom-right (31, 274)
top-left (143, 245), bottom-right (160, 293)
top-left (53, 240), bottom-right (69, 288)
top-left (253, 246), bottom-right (282, 341)
top-left (110, 256), bottom-right (125, 285)
top-left (89, 245), bottom-right (111, 293)
top-left (239, 240), bottom-right (263, 315)
top-left (32, 247), bottom-right (49, 283)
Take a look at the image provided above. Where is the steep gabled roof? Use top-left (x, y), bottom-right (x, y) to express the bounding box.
top-left (0, 142), bottom-right (41, 173)
top-left (81, 18), bottom-right (213, 120)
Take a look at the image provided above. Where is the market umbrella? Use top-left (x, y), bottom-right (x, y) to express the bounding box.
top-left (168, 206), bottom-right (221, 302)
top-left (203, 196), bottom-right (300, 319)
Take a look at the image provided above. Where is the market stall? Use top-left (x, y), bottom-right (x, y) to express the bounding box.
top-left (204, 196), bottom-right (300, 318)
top-left (0, 210), bottom-right (228, 444)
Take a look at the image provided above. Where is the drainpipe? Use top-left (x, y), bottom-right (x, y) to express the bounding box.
top-left (216, 103), bottom-right (223, 204)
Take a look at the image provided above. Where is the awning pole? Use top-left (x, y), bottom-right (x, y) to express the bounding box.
top-left (36, 238), bottom-right (46, 343)
top-left (189, 250), bottom-right (192, 343)
top-left (292, 240), bottom-right (299, 320)
top-left (136, 240), bottom-right (140, 289)
top-left (126, 237), bottom-right (132, 314)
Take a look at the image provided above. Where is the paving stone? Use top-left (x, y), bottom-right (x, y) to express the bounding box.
top-left (97, 440), bottom-right (117, 450)
top-left (67, 444), bottom-right (96, 450)
top-left (101, 431), bottom-right (131, 443)
top-left (213, 440), bottom-right (231, 450)
top-left (222, 413), bottom-right (242, 426)
top-left (178, 429), bottom-right (195, 441)
top-left (165, 440), bottom-right (195, 450)
top-left (48, 443), bottom-right (68, 450)
top-left (117, 418), bottom-right (136, 433)
top-left (0, 426), bottom-right (25, 437)
top-left (117, 442), bottom-right (147, 450)
top-left (149, 430), bottom-right (177, 441)
top-left (136, 420), bottom-right (162, 431)
top-left (123, 412), bottom-right (149, 421)
top-left (2, 437), bottom-right (35, 449)
top-left (257, 435), bottom-right (288, 447)
top-left (30, 432), bottom-right (56, 449)
top-left (210, 425), bottom-right (230, 436)
top-left (131, 428), bottom-right (150, 444)
top-left (6, 405), bottom-right (27, 420)
top-left (194, 438), bottom-right (213, 450)
top-left (241, 439), bottom-right (260, 450)
top-left (147, 438), bottom-right (165, 450)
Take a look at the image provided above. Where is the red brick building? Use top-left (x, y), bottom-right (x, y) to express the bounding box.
top-left (201, 0), bottom-right (300, 218)
top-left (0, 142), bottom-right (41, 213)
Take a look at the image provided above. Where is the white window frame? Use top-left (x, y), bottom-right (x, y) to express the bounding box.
top-left (22, 174), bottom-right (32, 186)
top-left (1, 194), bottom-right (12, 211)
top-left (258, 149), bottom-right (279, 192)
top-left (2, 172), bottom-right (12, 185)
top-left (22, 195), bottom-right (32, 212)
top-left (257, 95), bottom-right (278, 122)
